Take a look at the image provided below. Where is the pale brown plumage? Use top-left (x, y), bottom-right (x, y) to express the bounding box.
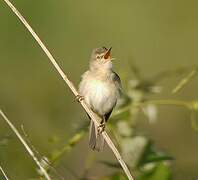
top-left (79, 47), bottom-right (121, 151)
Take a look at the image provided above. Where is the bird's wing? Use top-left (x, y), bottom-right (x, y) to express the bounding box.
top-left (111, 71), bottom-right (122, 94)
top-left (104, 72), bottom-right (122, 122)
top-left (105, 108), bottom-right (113, 122)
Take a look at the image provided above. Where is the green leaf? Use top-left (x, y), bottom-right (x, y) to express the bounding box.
top-left (138, 163), bottom-right (172, 180)
top-left (138, 142), bottom-right (173, 167)
top-left (143, 152), bottom-right (174, 164)
top-left (190, 110), bottom-right (198, 131)
top-left (111, 107), bottom-right (131, 121)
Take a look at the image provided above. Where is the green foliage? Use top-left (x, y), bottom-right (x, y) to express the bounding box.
top-left (191, 110), bottom-right (198, 131)
top-left (46, 65), bottom-right (193, 179)
top-left (137, 163), bottom-right (172, 180)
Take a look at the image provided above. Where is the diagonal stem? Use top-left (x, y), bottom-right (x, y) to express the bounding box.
top-left (172, 67), bottom-right (198, 94)
top-left (0, 110), bottom-right (51, 180)
top-left (2, 0), bottom-right (134, 179)
top-left (0, 166), bottom-right (9, 180)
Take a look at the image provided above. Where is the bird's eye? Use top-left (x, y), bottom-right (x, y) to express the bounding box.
top-left (96, 55), bottom-right (102, 59)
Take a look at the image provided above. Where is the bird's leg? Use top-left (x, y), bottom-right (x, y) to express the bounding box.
top-left (97, 116), bottom-right (105, 134)
top-left (75, 94), bottom-right (84, 102)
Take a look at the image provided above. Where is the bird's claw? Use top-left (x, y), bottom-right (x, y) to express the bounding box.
top-left (97, 123), bottom-right (105, 134)
top-left (76, 95), bottom-right (84, 102)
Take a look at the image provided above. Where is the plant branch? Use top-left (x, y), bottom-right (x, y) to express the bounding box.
top-left (21, 125), bottom-right (65, 180)
top-left (0, 110), bottom-right (51, 180)
top-left (172, 67), bottom-right (198, 93)
top-left (0, 166), bottom-right (9, 180)
top-left (50, 130), bottom-right (86, 165)
top-left (2, 0), bottom-right (134, 179)
top-left (142, 99), bottom-right (191, 109)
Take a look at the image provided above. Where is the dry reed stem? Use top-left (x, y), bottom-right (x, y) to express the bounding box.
top-left (2, 0), bottom-right (134, 179)
top-left (0, 166), bottom-right (9, 180)
top-left (0, 110), bottom-right (51, 180)
top-left (172, 67), bottom-right (198, 93)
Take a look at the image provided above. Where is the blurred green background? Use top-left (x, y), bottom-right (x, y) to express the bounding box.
top-left (0, 0), bottom-right (198, 179)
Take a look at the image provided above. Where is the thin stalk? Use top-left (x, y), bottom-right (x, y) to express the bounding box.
top-left (172, 67), bottom-right (198, 93)
top-left (142, 99), bottom-right (191, 109)
top-left (0, 110), bottom-right (51, 180)
top-left (50, 130), bottom-right (86, 164)
top-left (0, 166), bottom-right (9, 180)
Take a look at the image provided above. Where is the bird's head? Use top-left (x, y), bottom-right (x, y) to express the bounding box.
top-left (90, 47), bottom-right (114, 71)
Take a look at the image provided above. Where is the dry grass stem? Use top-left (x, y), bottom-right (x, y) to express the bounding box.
top-left (0, 166), bottom-right (9, 180)
top-left (21, 125), bottom-right (65, 180)
top-left (172, 67), bottom-right (198, 93)
top-left (2, 0), bottom-right (134, 179)
top-left (0, 110), bottom-right (51, 180)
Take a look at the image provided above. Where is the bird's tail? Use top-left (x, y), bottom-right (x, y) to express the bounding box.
top-left (89, 120), bottom-right (105, 151)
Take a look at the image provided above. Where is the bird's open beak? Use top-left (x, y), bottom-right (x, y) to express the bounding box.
top-left (104, 47), bottom-right (112, 60)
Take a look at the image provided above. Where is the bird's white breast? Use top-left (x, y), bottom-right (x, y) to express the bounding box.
top-left (79, 78), bottom-right (118, 116)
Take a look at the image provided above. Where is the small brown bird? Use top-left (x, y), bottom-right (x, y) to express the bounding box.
top-left (78, 47), bottom-right (121, 151)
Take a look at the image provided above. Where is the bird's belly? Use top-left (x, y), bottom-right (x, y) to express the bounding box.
top-left (83, 81), bottom-right (117, 116)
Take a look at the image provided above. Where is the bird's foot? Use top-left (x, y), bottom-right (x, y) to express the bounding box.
top-left (76, 95), bottom-right (84, 102)
top-left (97, 123), bottom-right (105, 134)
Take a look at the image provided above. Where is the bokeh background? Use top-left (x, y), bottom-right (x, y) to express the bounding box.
top-left (0, 0), bottom-right (198, 179)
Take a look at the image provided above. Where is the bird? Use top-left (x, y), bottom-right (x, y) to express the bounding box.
top-left (78, 47), bottom-right (122, 151)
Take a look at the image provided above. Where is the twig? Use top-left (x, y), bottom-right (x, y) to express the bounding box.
top-left (0, 110), bottom-right (51, 180)
top-left (2, 0), bottom-right (134, 179)
top-left (141, 99), bottom-right (191, 109)
top-left (50, 130), bottom-right (86, 164)
top-left (172, 67), bottom-right (198, 93)
top-left (21, 125), bottom-right (65, 180)
top-left (0, 166), bottom-right (9, 180)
